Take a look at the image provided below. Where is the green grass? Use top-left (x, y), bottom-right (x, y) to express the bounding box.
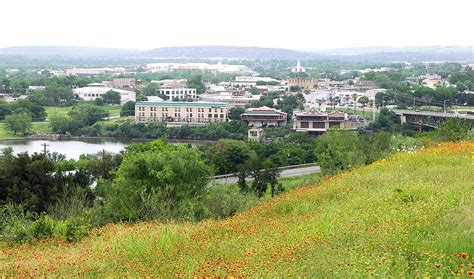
top-left (1, 142), bottom-right (473, 277)
top-left (0, 124), bottom-right (20, 139)
top-left (0, 122), bottom-right (52, 138)
top-left (46, 104), bottom-right (122, 119)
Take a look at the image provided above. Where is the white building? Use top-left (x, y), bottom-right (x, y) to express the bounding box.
top-left (151, 79), bottom-right (187, 88)
top-left (146, 63), bottom-right (253, 74)
top-left (230, 76), bottom-right (279, 88)
top-left (73, 85), bottom-right (136, 103)
top-left (199, 92), bottom-right (261, 106)
top-left (66, 67), bottom-right (125, 76)
top-left (160, 88), bottom-right (197, 100)
top-left (291, 60), bottom-right (306, 73)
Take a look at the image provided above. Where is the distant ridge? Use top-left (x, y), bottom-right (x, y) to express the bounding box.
top-left (0, 45), bottom-right (472, 62)
top-left (146, 46), bottom-right (326, 60)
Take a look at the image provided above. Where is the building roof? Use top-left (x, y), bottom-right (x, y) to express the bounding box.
top-left (241, 112), bottom-right (283, 116)
top-left (245, 106), bottom-right (287, 115)
top-left (295, 108), bottom-right (345, 116)
top-left (73, 87), bottom-right (135, 95)
top-left (136, 101), bottom-right (230, 108)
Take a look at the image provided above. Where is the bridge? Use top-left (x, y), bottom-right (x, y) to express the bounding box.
top-left (394, 109), bottom-right (474, 129)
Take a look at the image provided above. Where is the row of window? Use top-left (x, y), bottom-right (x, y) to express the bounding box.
top-left (138, 107), bottom-right (225, 113)
top-left (137, 117), bottom-right (227, 123)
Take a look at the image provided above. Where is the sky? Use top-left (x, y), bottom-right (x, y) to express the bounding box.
top-left (1, 0), bottom-right (473, 50)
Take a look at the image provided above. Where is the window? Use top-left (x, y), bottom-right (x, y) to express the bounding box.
top-left (301, 122), bottom-right (309, 128)
top-left (220, 114), bottom-right (224, 118)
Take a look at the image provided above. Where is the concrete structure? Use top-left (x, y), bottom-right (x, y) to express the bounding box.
top-left (73, 84), bottom-right (136, 103)
top-left (159, 87), bottom-right (197, 100)
top-left (394, 109), bottom-right (474, 129)
top-left (293, 109), bottom-right (360, 135)
top-left (291, 60), bottom-right (306, 73)
top-left (199, 92), bottom-right (260, 106)
top-left (146, 63), bottom-right (253, 74)
top-left (66, 67), bottom-right (125, 76)
top-left (241, 106), bottom-right (287, 127)
top-left (28, 86), bottom-right (46, 92)
top-left (135, 101), bottom-right (230, 125)
top-left (248, 128), bottom-right (265, 142)
top-left (151, 79), bottom-right (187, 88)
top-left (113, 78), bottom-right (136, 89)
top-left (230, 76), bottom-right (279, 88)
top-left (287, 77), bottom-right (316, 90)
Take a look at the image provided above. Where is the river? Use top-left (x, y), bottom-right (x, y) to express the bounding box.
top-left (0, 139), bottom-right (207, 160)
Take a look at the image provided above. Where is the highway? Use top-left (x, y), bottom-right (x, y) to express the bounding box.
top-left (213, 165), bottom-right (321, 185)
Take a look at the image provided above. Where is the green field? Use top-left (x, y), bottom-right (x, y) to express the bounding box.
top-left (46, 104), bottom-right (122, 119)
top-left (0, 104), bottom-right (123, 138)
top-left (0, 124), bottom-right (20, 139)
top-left (1, 141), bottom-right (472, 277)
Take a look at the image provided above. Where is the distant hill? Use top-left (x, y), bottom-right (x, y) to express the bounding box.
top-left (0, 45), bottom-right (472, 62)
top-left (145, 46), bottom-right (326, 60)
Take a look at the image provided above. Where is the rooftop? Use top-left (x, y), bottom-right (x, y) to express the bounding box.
top-left (136, 101), bottom-right (230, 108)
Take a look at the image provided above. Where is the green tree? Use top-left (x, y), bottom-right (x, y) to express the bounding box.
top-left (103, 139), bottom-right (210, 221)
top-left (249, 87), bottom-right (259, 95)
top-left (68, 104), bottom-right (109, 126)
top-left (436, 118), bottom-right (471, 142)
top-left (4, 111), bottom-right (32, 135)
top-left (102, 90), bottom-right (121, 104)
top-left (315, 130), bottom-right (367, 175)
top-left (120, 101), bottom-right (136, 117)
top-left (186, 74), bottom-right (206, 94)
top-left (228, 107), bottom-right (246, 120)
top-left (203, 140), bottom-right (256, 175)
top-left (142, 83), bottom-right (160, 96)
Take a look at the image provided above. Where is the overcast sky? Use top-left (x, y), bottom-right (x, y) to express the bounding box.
top-left (1, 0), bottom-right (473, 50)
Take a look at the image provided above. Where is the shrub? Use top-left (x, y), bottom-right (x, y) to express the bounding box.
top-left (195, 184), bottom-right (259, 220)
top-left (436, 118), bottom-right (471, 141)
top-left (64, 213), bottom-right (92, 242)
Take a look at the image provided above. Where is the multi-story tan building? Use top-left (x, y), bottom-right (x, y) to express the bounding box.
top-left (113, 78), bottom-right (136, 89)
top-left (287, 77), bottom-right (317, 90)
top-left (293, 109), bottom-right (360, 135)
top-left (135, 101), bottom-right (230, 125)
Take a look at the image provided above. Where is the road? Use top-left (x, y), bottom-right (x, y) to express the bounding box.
top-left (213, 165), bottom-right (321, 185)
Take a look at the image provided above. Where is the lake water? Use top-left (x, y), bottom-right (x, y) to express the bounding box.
top-left (0, 139), bottom-right (207, 160)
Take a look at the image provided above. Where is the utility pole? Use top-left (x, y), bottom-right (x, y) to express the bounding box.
top-left (41, 143), bottom-right (49, 154)
top-left (102, 149), bottom-right (106, 178)
top-left (443, 100), bottom-right (446, 113)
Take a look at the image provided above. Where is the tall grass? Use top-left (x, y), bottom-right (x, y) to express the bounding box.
top-left (1, 142), bottom-right (473, 277)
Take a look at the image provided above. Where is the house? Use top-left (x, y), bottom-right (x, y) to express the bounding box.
top-left (240, 106), bottom-right (287, 127)
top-left (293, 108), bottom-right (361, 135)
top-left (113, 78), bottom-right (136, 89)
top-left (135, 101), bottom-right (230, 126)
top-left (159, 87), bottom-right (198, 100)
top-left (73, 84), bottom-right (136, 103)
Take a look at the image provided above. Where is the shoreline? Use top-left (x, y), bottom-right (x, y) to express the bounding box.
top-left (0, 134), bottom-right (215, 144)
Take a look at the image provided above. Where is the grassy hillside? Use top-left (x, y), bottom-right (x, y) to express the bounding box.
top-left (1, 142), bottom-right (473, 277)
